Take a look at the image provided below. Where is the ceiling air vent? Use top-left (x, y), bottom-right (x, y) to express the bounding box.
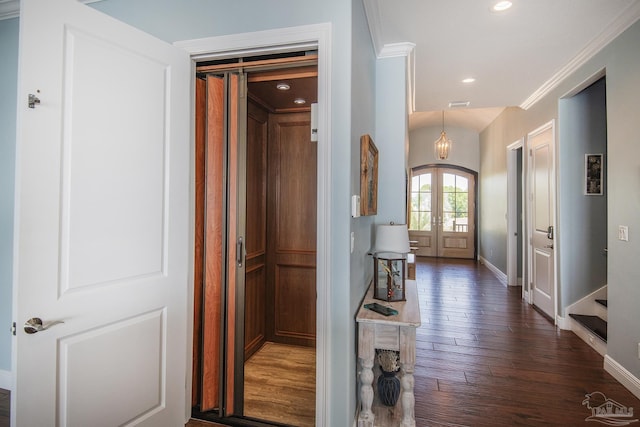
top-left (449, 101), bottom-right (470, 108)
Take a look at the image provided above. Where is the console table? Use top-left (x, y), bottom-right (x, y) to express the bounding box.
top-left (356, 279), bottom-right (421, 427)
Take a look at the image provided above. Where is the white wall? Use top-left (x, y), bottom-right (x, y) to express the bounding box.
top-left (409, 125), bottom-right (480, 173)
top-left (348, 0), bottom-right (377, 422)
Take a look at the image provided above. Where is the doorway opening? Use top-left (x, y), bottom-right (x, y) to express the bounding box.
top-left (191, 53), bottom-right (318, 426)
top-left (408, 164), bottom-right (477, 260)
top-left (507, 140), bottom-right (525, 295)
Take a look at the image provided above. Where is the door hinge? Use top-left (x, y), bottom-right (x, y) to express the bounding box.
top-left (28, 93), bottom-right (41, 108)
top-left (11, 322), bottom-right (16, 336)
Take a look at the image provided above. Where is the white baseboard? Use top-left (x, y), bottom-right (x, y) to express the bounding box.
top-left (604, 355), bottom-right (640, 400)
top-left (0, 369), bottom-right (12, 391)
top-left (478, 256), bottom-right (507, 286)
top-left (568, 317), bottom-right (607, 356)
top-left (556, 315), bottom-right (571, 330)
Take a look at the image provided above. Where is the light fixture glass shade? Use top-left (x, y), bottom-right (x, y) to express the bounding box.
top-left (434, 110), bottom-right (452, 160)
top-left (374, 223), bottom-right (410, 254)
top-left (434, 130), bottom-right (451, 160)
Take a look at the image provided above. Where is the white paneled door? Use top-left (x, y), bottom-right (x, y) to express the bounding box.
top-left (529, 122), bottom-right (556, 320)
top-left (13, 0), bottom-right (191, 426)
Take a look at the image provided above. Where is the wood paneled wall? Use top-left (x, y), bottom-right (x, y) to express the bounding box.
top-left (266, 112), bottom-right (316, 347)
top-left (244, 100), bottom-right (269, 359)
top-left (244, 107), bottom-right (316, 353)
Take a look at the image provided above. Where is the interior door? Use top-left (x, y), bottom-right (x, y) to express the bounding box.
top-left (529, 122), bottom-right (556, 320)
top-left (409, 167), bottom-right (475, 259)
top-left (13, 0), bottom-right (190, 426)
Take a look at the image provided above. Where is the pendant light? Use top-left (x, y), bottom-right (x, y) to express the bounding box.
top-left (434, 110), bottom-right (452, 160)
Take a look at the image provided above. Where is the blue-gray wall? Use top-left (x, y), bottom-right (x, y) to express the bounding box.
top-left (1, 0), bottom-right (381, 423)
top-left (0, 17), bottom-right (19, 380)
top-left (558, 78), bottom-right (607, 311)
top-left (480, 19), bottom-right (640, 382)
top-left (375, 55), bottom-right (409, 225)
top-left (349, 0), bottom-right (377, 420)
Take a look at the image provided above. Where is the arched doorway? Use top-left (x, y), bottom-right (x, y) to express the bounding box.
top-left (408, 165), bottom-right (477, 259)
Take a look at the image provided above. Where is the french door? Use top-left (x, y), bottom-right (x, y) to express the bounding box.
top-left (409, 166), bottom-right (476, 259)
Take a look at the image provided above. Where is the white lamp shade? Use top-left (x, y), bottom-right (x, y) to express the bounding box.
top-left (374, 223), bottom-right (410, 253)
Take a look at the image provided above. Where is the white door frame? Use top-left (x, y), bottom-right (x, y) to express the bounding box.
top-left (526, 120), bottom-right (558, 320)
top-left (175, 23), bottom-right (331, 425)
top-left (506, 139), bottom-right (524, 292)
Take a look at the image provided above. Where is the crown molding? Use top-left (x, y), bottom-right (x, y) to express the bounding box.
top-left (378, 42), bottom-right (415, 59)
top-left (0, 0), bottom-right (103, 20)
top-left (520, 1), bottom-right (640, 110)
top-left (362, 0), bottom-right (383, 56)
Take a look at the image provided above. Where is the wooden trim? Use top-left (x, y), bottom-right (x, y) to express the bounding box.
top-left (196, 54), bottom-right (318, 74)
top-left (247, 66), bottom-right (317, 82)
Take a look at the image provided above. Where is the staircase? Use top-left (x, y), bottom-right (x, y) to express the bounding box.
top-left (568, 289), bottom-right (608, 356)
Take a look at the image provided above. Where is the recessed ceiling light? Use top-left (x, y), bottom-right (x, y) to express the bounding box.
top-left (276, 82), bottom-right (290, 91)
top-left (294, 98), bottom-right (306, 105)
top-left (492, 1), bottom-right (512, 12)
top-left (462, 78), bottom-right (476, 84)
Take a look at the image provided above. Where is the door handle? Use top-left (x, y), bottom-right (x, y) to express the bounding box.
top-left (237, 237), bottom-right (244, 267)
top-left (547, 225), bottom-right (554, 240)
top-left (24, 317), bottom-right (64, 334)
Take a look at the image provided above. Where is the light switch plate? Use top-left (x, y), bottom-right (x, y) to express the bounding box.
top-left (618, 225), bottom-right (629, 241)
top-left (351, 195), bottom-right (361, 218)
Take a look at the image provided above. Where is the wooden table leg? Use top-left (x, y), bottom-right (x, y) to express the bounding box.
top-left (358, 323), bottom-right (375, 427)
top-left (399, 326), bottom-right (416, 427)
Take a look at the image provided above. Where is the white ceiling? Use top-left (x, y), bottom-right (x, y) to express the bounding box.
top-left (365, 0), bottom-right (640, 131)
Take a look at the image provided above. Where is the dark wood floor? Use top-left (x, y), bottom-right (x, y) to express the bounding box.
top-left (4, 258), bottom-right (639, 426)
top-left (413, 257), bottom-right (640, 426)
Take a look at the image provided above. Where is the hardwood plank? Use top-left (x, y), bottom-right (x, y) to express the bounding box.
top-left (411, 257), bottom-right (640, 427)
top-left (243, 342), bottom-right (315, 426)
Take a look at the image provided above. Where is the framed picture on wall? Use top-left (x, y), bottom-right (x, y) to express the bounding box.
top-left (585, 153), bottom-right (603, 195)
top-left (360, 134), bottom-right (378, 216)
